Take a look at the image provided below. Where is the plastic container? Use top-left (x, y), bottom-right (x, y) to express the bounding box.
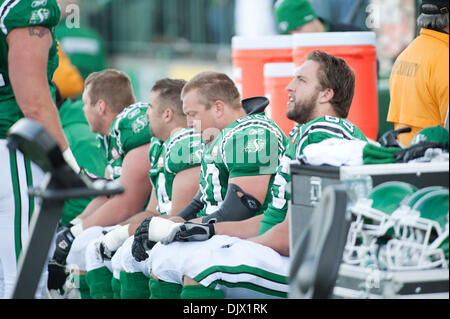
top-left (292, 32), bottom-right (379, 140)
top-left (232, 35), bottom-right (293, 99)
top-left (264, 62), bottom-right (296, 136)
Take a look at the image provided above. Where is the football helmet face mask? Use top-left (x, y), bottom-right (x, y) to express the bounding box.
top-left (380, 189), bottom-right (449, 271)
top-left (344, 183), bottom-right (449, 271)
top-left (343, 181), bottom-right (418, 267)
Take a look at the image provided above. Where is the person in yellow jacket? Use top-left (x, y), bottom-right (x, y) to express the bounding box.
top-left (53, 44), bottom-right (84, 99)
top-left (387, 0), bottom-right (449, 147)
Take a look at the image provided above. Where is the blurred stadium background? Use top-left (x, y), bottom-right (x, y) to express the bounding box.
top-left (74, 0), bottom-right (419, 138)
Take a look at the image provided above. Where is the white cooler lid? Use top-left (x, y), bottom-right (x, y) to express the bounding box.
top-left (232, 35), bottom-right (293, 50)
top-left (264, 62), bottom-right (295, 78)
top-left (292, 31), bottom-right (376, 47)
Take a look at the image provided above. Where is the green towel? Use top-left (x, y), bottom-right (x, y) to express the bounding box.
top-left (363, 143), bottom-right (401, 164)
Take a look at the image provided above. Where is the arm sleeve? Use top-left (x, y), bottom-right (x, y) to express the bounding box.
top-left (1, 0), bottom-right (61, 35)
top-left (166, 131), bottom-right (202, 174)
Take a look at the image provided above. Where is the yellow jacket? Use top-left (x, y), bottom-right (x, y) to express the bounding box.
top-left (53, 44), bottom-right (84, 99)
top-left (387, 28), bottom-right (449, 146)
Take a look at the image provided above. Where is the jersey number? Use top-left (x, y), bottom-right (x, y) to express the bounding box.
top-left (157, 173), bottom-right (171, 215)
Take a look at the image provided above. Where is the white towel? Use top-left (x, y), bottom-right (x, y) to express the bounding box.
top-left (299, 138), bottom-right (367, 166)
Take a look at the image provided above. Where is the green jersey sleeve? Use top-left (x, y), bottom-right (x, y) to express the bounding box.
top-left (221, 117), bottom-right (287, 178)
top-left (258, 124), bottom-right (301, 235)
top-left (1, 0), bottom-right (61, 35)
top-left (258, 117), bottom-right (368, 235)
top-left (165, 128), bottom-right (202, 175)
top-left (110, 102), bottom-right (151, 156)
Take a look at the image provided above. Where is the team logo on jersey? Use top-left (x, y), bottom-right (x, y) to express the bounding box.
top-left (28, 8), bottom-right (50, 25)
top-left (244, 138), bottom-right (265, 153)
top-left (132, 115), bottom-right (148, 134)
top-left (111, 147), bottom-right (120, 160)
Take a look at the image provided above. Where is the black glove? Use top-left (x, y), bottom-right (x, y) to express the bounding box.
top-left (131, 218), bottom-right (156, 262)
top-left (394, 141), bottom-right (449, 162)
top-left (98, 241), bottom-right (114, 261)
top-left (377, 127), bottom-right (412, 148)
top-left (174, 222), bottom-right (216, 242)
top-left (47, 261), bottom-right (68, 290)
top-left (53, 225), bottom-right (76, 265)
top-left (96, 229), bottom-right (114, 261)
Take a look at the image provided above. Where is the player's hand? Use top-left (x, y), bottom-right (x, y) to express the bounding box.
top-left (169, 222), bottom-right (216, 243)
top-left (47, 261), bottom-right (68, 290)
top-left (53, 225), bottom-right (76, 265)
top-left (131, 218), bottom-right (156, 262)
top-left (95, 225), bottom-right (129, 261)
top-left (79, 166), bottom-right (112, 183)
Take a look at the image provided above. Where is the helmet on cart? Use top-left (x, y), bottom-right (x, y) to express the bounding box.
top-left (380, 188), bottom-right (449, 270)
top-left (343, 181), bottom-right (418, 267)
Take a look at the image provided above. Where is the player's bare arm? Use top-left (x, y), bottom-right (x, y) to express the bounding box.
top-left (7, 26), bottom-right (69, 151)
top-left (248, 212), bottom-right (290, 257)
top-left (82, 143), bottom-right (152, 228)
top-left (170, 166), bottom-right (201, 215)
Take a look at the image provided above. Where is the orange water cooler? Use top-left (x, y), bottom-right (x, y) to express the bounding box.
top-left (292, 32), bottom-right (379, 140)
top-left (232, 35), bottom-right (293, 99)
top-left (264, 62), bottom-right (296, 136)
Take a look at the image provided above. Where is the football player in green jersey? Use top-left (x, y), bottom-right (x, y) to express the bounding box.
top-left (48, 69), bottom-right (152, 295)
top-left (148, 51), bottom-right (368, 299)
top-left (129, 71), bottom-right (288, 299)
top-left (79, 78), bottom-right (203, 299)
top-left (0, 0), bottom-right (82, 299)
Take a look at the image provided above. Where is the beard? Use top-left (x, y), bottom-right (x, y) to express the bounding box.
top-left (286, 89), bottom-right (319, 124)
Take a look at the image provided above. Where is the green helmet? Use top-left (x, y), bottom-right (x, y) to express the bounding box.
top-left (344, 182), bottom-right (418, 267)
top-left (368, 181), bottom-right (418, 215)
top-left (380, 189), bottom-right (449, 270)
top-left (400, 186), bottom-right (446, 209)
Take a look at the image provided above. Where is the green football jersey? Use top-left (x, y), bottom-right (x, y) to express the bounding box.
top-left (98, 102), bottom-right (151, 180)
top-left (197, 114), bottom-right (288, 218)
top-left (0, 0), bottom-right (61, 138)
top-left (258, 116), bottom-right (368, 235)
top-left (59, 98), bottom-right (107, 225)
top-left (149, 128), bottom-right (202, 215)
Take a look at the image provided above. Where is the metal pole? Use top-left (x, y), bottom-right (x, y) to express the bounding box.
top-left (12, 175), bottom-right (65, 299)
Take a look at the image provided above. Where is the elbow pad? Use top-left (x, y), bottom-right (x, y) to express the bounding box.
top-left (176, 189), bottom-right (204, 221)
top-left (202, 183), bottom-right (262, 224)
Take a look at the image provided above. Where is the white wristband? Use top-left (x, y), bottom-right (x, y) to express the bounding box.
top-left (102, 224), bottom-right (130, 251)
top-left (148, 217), bottom-right (182, 242)
top-left (62, 148), bottom-right (80, 173)
top-left (70, 217), bottom-right (82, 226)
top-left (70, 222), bottom-right (84, 237)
